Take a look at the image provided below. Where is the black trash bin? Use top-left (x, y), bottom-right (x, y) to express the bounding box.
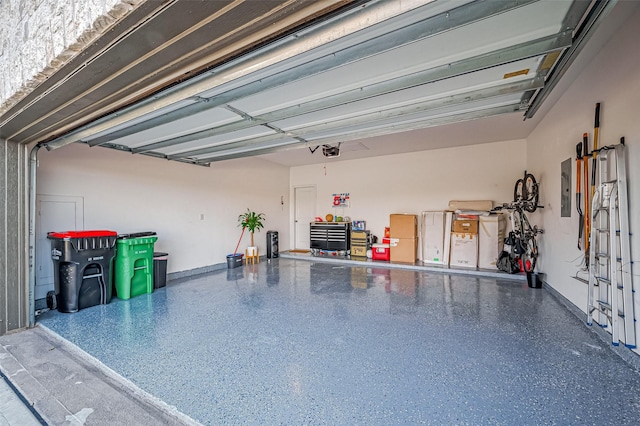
top-left (527, 272), bottom-right (545, 289)
top-left (153, 252), bottom-right (169, 289)
top-left (47, 230), bottom-right (118, 313)
top-left (227, 253), bottom-right (243, 269)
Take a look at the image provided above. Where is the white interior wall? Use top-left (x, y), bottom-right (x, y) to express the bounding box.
top-left (528, 4), bottom-right (640, 352)
top-left (290, 139), bottom-right (527, 242)
top-left (36, 143), bottom-right (290, 274)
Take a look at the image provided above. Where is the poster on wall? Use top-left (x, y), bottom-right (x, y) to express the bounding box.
top-left (561, 158), bottom-right (571, 217)
top-left (332, 193), bottom-right (350, 208)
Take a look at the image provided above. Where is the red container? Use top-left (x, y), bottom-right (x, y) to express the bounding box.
top-left (372, 243), bottom-right (390, 261)
top-left (48, 230), bottom-right (117, 239)
top-left (382, 237), bottom-right (391, 244)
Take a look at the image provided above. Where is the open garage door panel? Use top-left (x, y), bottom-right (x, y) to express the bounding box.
top-left (0, 0), bottom-right (354, 143)
top-left (3, 0), bottom-right (606, 166)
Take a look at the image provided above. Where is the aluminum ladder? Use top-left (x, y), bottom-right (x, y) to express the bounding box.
top-left (586, 142), bottom-right (635, 348)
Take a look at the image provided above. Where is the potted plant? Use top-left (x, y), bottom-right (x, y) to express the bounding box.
top-left (237, 209), bottom-right (265, 257)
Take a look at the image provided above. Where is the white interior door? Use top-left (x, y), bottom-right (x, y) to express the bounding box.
top-left (294, 186), bottom-right (316, 250)
top-left (35, 195), bottom-right (84, 300)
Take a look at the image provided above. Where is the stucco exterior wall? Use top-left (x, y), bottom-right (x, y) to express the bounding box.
top-left (0, 0), bottom-right (144, 115)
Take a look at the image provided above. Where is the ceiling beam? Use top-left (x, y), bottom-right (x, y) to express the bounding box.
top-left (168, 77), bottom-right (541, 161)
top-left (192, 104), bottom-right (522, 164)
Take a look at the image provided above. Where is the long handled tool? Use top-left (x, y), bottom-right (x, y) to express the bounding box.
top-left (233, 227), bottom-right (246, 255)
top-left (591, 103), bottom-right (601, 200)
top-left (583, 133), bottom-right (590, 256)
top-left (576, 141), bottom-right (583, 250)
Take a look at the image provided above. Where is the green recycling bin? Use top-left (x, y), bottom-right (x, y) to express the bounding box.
top-left (115, 232), bottom-right (157, 300)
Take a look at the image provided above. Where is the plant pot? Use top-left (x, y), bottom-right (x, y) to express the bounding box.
top-left (246, 246), bottom-right (258, 256)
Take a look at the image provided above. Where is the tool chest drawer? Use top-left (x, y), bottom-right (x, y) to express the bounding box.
top-left (310, 222), bottom-right (351, 252)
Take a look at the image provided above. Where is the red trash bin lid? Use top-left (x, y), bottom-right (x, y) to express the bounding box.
top-left (47, 230), bottom-right (118, 239)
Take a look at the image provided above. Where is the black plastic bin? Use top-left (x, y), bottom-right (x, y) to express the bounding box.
top-left (227, 253), bottom-right (243, 268)
top-left (153, 252), bottom-right (169, 289)
top-left (527, 272), bottom-right (545, 289)
top-left (46, 230), bottom-right (118, 313)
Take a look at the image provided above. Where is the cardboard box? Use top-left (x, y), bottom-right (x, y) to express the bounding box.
top-left (390, 237), bottom-right (417, 263)
top-left (390, 214), bottom-right (417, 238)
top-left (456, 213), bottom-right (480, 219)
top-left (372, 243), bottom-right (390, 261)
top-left (448, 200), bottom-right (493, 211)
top-left (453, 219), bottom-right (479, 234)
top-left (351, 246), bottom-right (367, 257)
top-left (478, 214), bottom-right (508, 269)
top-left (421, 211), bottom-right (446, 264)
top-left (444, 211), bottom-right (453, 266)
top-left (449, 233), bottom-right (478, 268)
top-left (351, 231), bottom-right (369, 245)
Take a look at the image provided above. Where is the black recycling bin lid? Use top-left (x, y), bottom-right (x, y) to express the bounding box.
top-left (118, 231), bottom-right (157, 239)
top-left (48, 230), bottom-right (117, 240)
top-left (153, 252), bottom-right (169, 258)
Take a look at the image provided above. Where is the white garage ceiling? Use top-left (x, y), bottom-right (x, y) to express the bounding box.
top-left (14, 0), bottom-right (617, 167)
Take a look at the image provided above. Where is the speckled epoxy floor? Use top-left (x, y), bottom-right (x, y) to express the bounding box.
top-left (38, 258), bottom-right (640, 425)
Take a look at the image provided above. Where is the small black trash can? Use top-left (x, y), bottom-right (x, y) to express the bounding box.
top-left (527, 272), bottom-right (545, 289)
top-left (153, 252), bottom-right (169, 289)
top-left (227, 253), bottom-right (243, 269)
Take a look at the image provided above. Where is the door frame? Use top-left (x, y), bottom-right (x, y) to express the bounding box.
top-left (35, 194), bottom-right (84, 301)
top-left (291, 185), bottom-right (316, 250)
